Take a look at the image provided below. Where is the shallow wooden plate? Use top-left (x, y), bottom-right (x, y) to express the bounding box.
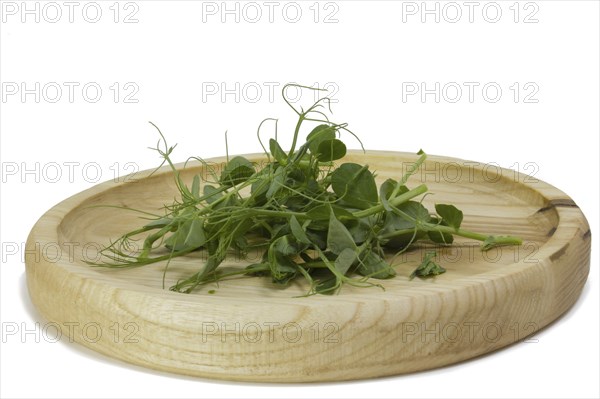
top-left (25, 151), bottom-right (591, 382)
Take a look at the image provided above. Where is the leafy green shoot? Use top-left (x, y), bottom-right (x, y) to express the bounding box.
top-left (91, 83), bottom-right (522, 295)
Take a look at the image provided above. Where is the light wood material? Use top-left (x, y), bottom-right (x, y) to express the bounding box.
top-left (25, 151), bottom-right (591, 382)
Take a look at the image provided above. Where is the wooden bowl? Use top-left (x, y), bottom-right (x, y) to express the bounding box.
top-left (25, 151), bottom-right (591, 382)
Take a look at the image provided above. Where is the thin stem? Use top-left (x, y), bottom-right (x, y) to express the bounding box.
top-left (380, 223), bottom-right (523, 247)
top-left (248, 209), bottom-right (306, 218)
top-left (392, 152), bottom-right (427, 197)
top-left (299, 261), bottom-right (329, 269)
top-left (353, 184), bottom-right (428, 219)
top-left (437, 226), bottom-right (522, 246)
top-left (379, 228), bottom-right (417, 240)
top-left (287, 114), bottom-right (305, 158)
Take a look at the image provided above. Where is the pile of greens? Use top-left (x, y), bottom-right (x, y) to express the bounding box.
top-left (95, 84), bottom-right (522, 295)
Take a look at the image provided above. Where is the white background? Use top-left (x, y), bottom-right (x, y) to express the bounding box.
top-left (1, 1), bottom-right (598, 398)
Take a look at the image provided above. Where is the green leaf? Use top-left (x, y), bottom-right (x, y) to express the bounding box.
top-left (269, 138), bottom-right (287, 165)
top-left (165, 218), bottom-right (206, 251)
top-left (273, 234), bottom-right (307, 256)
top-left (427, 230), bottom-right (454, 244)
top-left (379, 178), bottom-right (409, 212)
top-left (427, 216), bottom-right (454, 245)
top-left (270, 260), bottom-right (297, 285)
top-left (331, 163), bottom-right (378, 210)
top-left (203, 185), bottom-right (223, 204)
top-left (314, 248), bottom-right (356, 295)
top-left (435, 204), bottom-right (463, 230)
top-left (306, 204), bottom-right (355, 222)
top-left (316, 139), bottom-right (346, 162)
top-left (346, 216), bottom-right (376, 245)
top-left (394, 200), bottom-right (430, 224)
top-left (334, 248), bottom-right (357, 275)
top-left (269, 223), bottom-right (290, 240)
top-left (379, 178), bottom-right (395, 212)
top-left (327, 209), bottom-right (357, 254)
top-left (183, 218), bottom-right (206, 248)
top-left (267, 236), bottom-right (300, 285)
top-left (307, 124), bottom-right (335, 140)
top-left (250, 175), bottom-right (270, 206)
top-left (315, 274), bottom-right (339, 295)
top-left (410, 252), bottom-right (446, 280)
top-left (380, 227), bottom-right (422, 249)
top-left (191, 175), bottom-right (200, 199)
top-left (266, 166), bottom-right (285, 199)
top-left (379, 201), bottom-right (430, 248)
top-left (210, 190), bottom-right (240, 213)
top-left (307, 124), bottom-right (336, 154)
top-left (305, 228), bottom-right (327, 249)
top-left (220, 156), bottom-right (255, 187)
top-left (290, 216), bottom-right (312, 245)
top-left (357, 252), bottom-right (396, 279)
top-left (382, 201), bottom-right (429, 231)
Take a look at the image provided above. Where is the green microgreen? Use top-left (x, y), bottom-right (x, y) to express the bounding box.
top-left (90, 84), bottom-right (522, 295)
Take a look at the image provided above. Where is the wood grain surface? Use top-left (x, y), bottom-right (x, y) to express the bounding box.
top-left (25, 151), bottom-right (591, 382)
